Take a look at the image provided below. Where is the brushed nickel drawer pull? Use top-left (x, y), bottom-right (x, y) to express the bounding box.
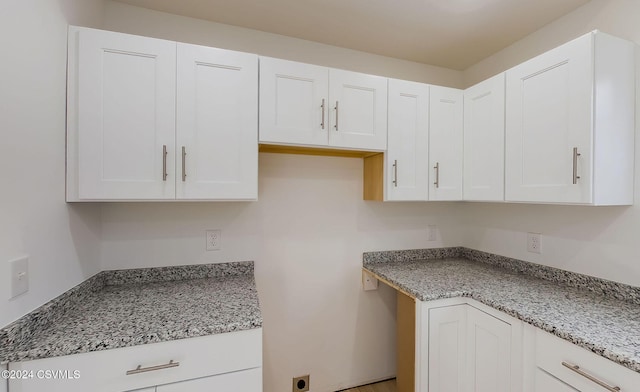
top-left (572, 147), bottom-right (581, 184)
top-left (126, 360), bottom-right (180, 376)
top-left (434, 162), bottom-right (440, 188)
top-left (181, 146), bottom-right (187, 182)
top-left (562, 361), bottom-right (621, 391)
top-left (321, 99), bottom-right (326, 129)
top-left (162, 145), bottom-right (168, 181)
top-left (334, 101), bottom-right (339, 131)
top-left (392, 159), bottom-right (398, 187)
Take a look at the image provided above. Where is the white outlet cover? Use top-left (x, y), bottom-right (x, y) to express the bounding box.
top-left (527, 233), bottom-right (541, 254)
top-left (10, 256), bottom-right (29, 298)
top-left (206, 230), bottom-right (222, 251)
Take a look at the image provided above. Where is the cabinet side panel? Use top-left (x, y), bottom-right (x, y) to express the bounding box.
top-left (593, 33), bottom-right (635, 205)
top-left (397, 292), bottom-right (416, 392)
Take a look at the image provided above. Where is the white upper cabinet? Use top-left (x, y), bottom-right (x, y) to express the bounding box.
top-left (67, 27), bottom-right (258, 201)
top-left (429, 86), bottom-right (463, 201)
top-left (464, 74), bottom-right (506, 202)
top-left (176, 43), bottom-right (258, 200)
top-left (259, 57), bottom-right (387, 151)
top-left (328, 69), bottom-right (388, 150)
top-left (258, 57), bottom-right (328, 146)
top-left (386, 79), bottom-right (429, 201)
top-left (505, 31), bottom-right (635, 205)
top-left (68, 26), bottom-right (177, 200)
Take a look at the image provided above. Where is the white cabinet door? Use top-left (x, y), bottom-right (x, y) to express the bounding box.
top-left (258, 57), bottom-right (328, 146)
top-left (71, 27), bottom-right (177, 200)
top-left (156, 368), bottom-right (261, 392)
top-left (428, 305), bottom-right (467, 392)
top-left (505, 34), bottom-right (592, 204)
top-left (329, 69), bottom-right (387, 150)
top-left (386, 79), bottom-right (429, 201)
top-left (177, 44), bottom-right (258, 200)
top-left (464, 74), bottom-right (505, 201)
top-left (429, 86), bottom-right (463, 200)
top-left (534, 369), bottom-right (578, 392)
top-left (466, 307), bottom-right (511, 392)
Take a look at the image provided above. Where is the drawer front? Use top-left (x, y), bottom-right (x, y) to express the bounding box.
top-left (534, 368), bottom-right (578, 392)
top-left (9, 328), bottom-right (262, 392)
top-left (535, 329), bottom-right (639, 392)
top-left (157, 367), bottom-right (262, 392)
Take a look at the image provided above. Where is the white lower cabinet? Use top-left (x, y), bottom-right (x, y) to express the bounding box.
top-left (528, 326), bottom-right (640, 392)
top-left (8, 329), bottom-right (262, 392)
top-left (417, 298), bottom-right (523, 392)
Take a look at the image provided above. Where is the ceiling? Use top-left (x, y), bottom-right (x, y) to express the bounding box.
top-left (114, 0), bottom-right (591, 70)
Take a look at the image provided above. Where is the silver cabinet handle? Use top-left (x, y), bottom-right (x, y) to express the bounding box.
top-left (562, 362), bottom-right (620, 392)
top-left (392, 160), bottom-right (398, 187)
top-left (334, 101), bottom-right (339, 131)
top-left (181, 146), bottom-right (187, 182)
top-left (126, 360), bottom-right (180, 376)
top-left (572, 147), bottom-right (581, 184)
top-left (434, 162), bottom-right (440, 188)
top-left (321, 99), bottom-right (326, 129)
top-left (162, 145), bottom-right (168, 181)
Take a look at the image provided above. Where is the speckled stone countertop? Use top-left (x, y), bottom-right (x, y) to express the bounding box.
top-left (363, 248), bottom-right (640, 374)
top-left (0, 261), bottom-right (261, 364)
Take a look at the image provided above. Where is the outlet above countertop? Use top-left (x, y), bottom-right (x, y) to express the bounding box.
top-left (363, 247), bottom-right (640, 374)
top-left (0, 261), bottom-right (262, 364)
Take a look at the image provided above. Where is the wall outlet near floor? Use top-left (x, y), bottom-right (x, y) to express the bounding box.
top-left (9, 255), bottom-right (29, 298)
top-left (206, 230), bottom-right (222, 251)
top-left (292, 375), bottom-right (310, 392)
top-left (527, 232), bottom-right (541, 254)
top-left (428, 225), bottom-right (438, 241)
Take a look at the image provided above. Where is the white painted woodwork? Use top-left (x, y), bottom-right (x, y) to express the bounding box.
top-left (505, 31), bottom-right (634, 205)
top-left (416, 298), bottom-right (523, 392)
top-left (176, 43), bottom-right (258, 200)
top-left (156, 367), bottom-right (262, 392)
top-left (466, 306), bottom-right (511, 392)
top-left (428, 305), bottom-right (467, 392)
top-left (126, 388), bottom-right (156, 392)
top-left (69, 26), bottom-right (177, 200)
top-left (8, 329), bottom-right (262, 392)
top-left (429, 86), bottom-right (463, 201)
top-left (533, 328), bottom-right (640, 392)
top-left (328, 69), bottom-right (388, 150)
top-left (463, 74), bottom-right (506, 201)
top-left (258, 57), bottom-right (328, 146)
top-left (534, 369), bottom-right (578, 392)
top-left (386, 79), bottom-right (429, 201)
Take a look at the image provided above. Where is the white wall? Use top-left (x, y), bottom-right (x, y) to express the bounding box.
top-left (0, 0), bottom-right (104, 328)
top-left (460, 0), bottom-right (640, 287)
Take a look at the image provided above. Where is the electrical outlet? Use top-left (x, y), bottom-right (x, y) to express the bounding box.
top-left (527, 232), bottom-right (541, 254)
top-left (428, 225), bottom-right (438, 241)
top-left (292, 375), bottom-right (310, 392)
top-left (10, 256), bottom-right (29, 298)
top-left (362, 271), bottom-right (379, 291)
top-left (206, 230), bottom-right (222, 251)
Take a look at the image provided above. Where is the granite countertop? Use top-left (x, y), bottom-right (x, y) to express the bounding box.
top-left (0, 261), bottom-right (262, 363)
top-left (363, 247), bottom-right (640, 374)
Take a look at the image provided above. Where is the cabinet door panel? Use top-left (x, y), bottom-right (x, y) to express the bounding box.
top-left (386, 79), bottom-right (429, 201)
top-left (259, 57), bottom-right (328, 146)
top-left (329, 69), bottom-right (387, 150)
top-left (429, 86), bottom-right (463, 200)
top-left (156, 368), bottom-right (261, 392)
top-left (429, 305), bottom-right (467, 392)
top-left (177, 44), bottom-right (258, 200)
top-left (534, 369), bottom-right (579, 392)
top-left (75, 27), bottom-right (176, 200)
top-left (467, 307), bottom-right (511, 392)
top-left (464, 74), bottom-right (505, 201)
top-left (505, 34), bottom-right (592, 203)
